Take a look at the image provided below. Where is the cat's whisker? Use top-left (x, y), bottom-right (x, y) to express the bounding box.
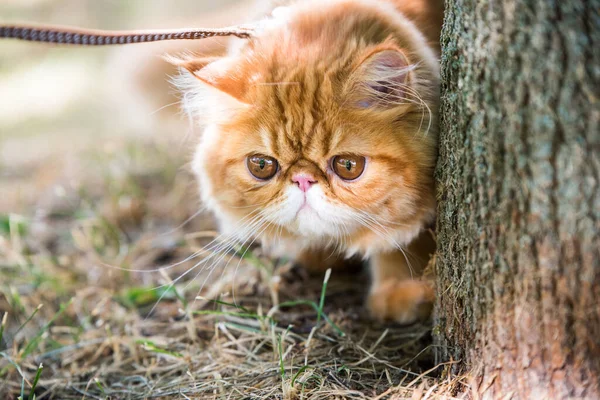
top-left (228, 218), bottom-right (272, 307)
top-left (191, 212), bottom-right (272, 310)
top-left (334, 214), bottom-right (351, 252)
top-left (253, 81), bottom-right (300, 86)
top-left (189, 208), bottom-right (273, 285)
top-left (175, 209), bottom-right (264, 263)
top-left (373, 80), bottom-right (427, 105)
top-left (331, 216), bottom-right (350, 256)
top-left (144, 236), bottom-right (242, 319)
top-left (353, 213), bottom-right (416, 278)
top-left (389, 82), bottom-right (433, 136)
top-left (356, 210), bottom-right (407, 239)
top-left (148, 101), bottom-right (180, 116)
top-left (378, 85), bottom-right (427, 109)
top-left (407, 94), bottom-right (433, 137)
top-left (226, 202), bottom-right (269, 209)
top-left (179, 211), bottom-right (269, 290)
top-left (143, 210), bottom-right (267, 317)
top-left (212, 195), bottom-right (270, 209)
top-left (99, 208), bottom-right (235, 275)
top-left (324, 228), bottom-right (336, 249)
top-left (158, 207), bottom-right (207, 237)
top-left (144, 218), bottom-right (266, 319)
top-left (277, 220), bottom-right (284, 245)
top-left (99, 245), bottom-right (206, 274)
top-left (365, 82), bottom-right (433, 138)
top-left (350, 207), bottom-right (412, 228)
top-left (394, 244), bottom-right (426, 266)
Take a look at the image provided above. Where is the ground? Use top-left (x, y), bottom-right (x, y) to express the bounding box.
top-left (0, 1), bottom-right (463, 399)
top-left (1, 137), bottom-right (450, 399)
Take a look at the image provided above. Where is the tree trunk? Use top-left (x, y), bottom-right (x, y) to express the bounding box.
top-left (434, 0), bottom-right (600, 398)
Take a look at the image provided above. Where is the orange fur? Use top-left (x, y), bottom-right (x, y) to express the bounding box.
top-left (173, 0), bottom-right (442, 324)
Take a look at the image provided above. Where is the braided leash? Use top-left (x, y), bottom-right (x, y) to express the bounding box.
top-left (0, 23), bottom-right (254, 45)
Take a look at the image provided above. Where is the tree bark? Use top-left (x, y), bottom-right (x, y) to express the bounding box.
top-left (434, 0), bottom-right (600, 398)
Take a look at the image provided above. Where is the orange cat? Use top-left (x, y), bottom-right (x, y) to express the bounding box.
top-left (172, 0), bottom-right (442, 324)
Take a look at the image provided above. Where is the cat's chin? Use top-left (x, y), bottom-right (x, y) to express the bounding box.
top-left (289, 207), bottom-right (339, 238)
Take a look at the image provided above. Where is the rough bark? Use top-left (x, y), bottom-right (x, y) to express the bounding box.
top-left (434, 0), bottom-right (600, 398)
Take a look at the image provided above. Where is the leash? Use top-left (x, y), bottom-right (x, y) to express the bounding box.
top-left (0, 23), bottom-right (254, 45)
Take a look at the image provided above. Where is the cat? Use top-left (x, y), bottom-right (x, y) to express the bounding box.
top-left (170, 0), bottom-right (442, 324)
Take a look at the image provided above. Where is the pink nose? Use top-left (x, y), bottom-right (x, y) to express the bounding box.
top-left (292, 173), bottom-right (317, 192)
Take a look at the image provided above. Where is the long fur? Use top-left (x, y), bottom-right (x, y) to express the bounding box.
top-left (170, 0), bottom-right (443, 324)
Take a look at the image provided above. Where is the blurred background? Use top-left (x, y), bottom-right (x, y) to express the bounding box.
top-left (0, 0), bottom-right (253, 214)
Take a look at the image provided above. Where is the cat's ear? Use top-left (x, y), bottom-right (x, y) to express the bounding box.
top-left (167, 56), bottom-right (249, 104)
top-left (346, 48), bottom-right (414, 109)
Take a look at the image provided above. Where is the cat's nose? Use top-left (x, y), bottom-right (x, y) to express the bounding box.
top-left (292, 173), bottom-right (317, 192)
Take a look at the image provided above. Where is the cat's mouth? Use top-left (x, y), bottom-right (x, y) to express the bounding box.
top-left (271, 185), bottom-right (342, 238)
top-left (293, 198), bottom-right (312, 219)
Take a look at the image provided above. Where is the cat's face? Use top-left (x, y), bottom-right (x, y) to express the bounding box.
top-left (175, 0), bottom-right (440, 251)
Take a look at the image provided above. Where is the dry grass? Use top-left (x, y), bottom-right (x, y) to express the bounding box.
top-left (0, 137), bottom-right (470, 399)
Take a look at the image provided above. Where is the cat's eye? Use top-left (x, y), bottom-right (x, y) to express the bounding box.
top-left (331, 154), bottom-right (366, 181)
top-left (247, 154), bottom-right (279, 180)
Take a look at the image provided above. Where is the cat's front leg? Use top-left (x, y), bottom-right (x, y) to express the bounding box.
top-left (367, 231), bottom-right (435, 325)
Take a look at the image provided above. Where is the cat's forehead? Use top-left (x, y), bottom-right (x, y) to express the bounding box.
top-left (254, 82), bottom-right (341, 161)
top-left (246, 89), bottom-right (376, 164)
top-left (240, 58), bottom-right (395, 162)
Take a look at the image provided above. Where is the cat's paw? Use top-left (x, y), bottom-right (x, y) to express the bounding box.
top-left (367, 279), bottom-right (434, 325)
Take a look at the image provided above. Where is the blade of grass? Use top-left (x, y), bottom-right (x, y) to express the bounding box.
top-left (136, 340), bottom-right (183, 358)
top-left (94, 378), bottom-right (107, 396)
top-left (21, 299), bottom-right (73, 358)
top-left (277, 300), bottom-right (345, 337)
top-left (277, 323), bottom-right (293, 397)
top-left (0, 312), bottom-right (7, 349)
top-left (291, 365), bottom-right (312, 387)
top-left (15, 304), bottom-right (43, 336)
top-left (0, 351), bottom-right (25, 379)
top-left (28, 363), bottom-right (43, 400)
top-left (192, 310), bottom-right (268, 320)
top-left (9, 288), bottom-right (25, 315)
top-left (20, 373), bottom-right (25, 400)
top-left (316, 269), bottom-right (332, 325)
top-left (278, 333), bottom-right (285, 378)
top-left (2, 213), bottom-right (28, 236)
top-left (195, 296), bottom-right (251, 313)
top-left (223, 322), bottom-right (264, 335)
top-left (122, 286), bottom-right (178, 308)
